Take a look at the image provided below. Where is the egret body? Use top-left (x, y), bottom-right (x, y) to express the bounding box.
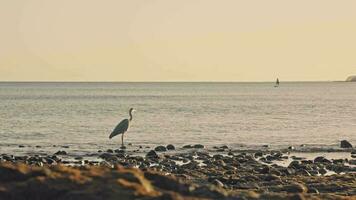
top-left (109, 108), bottom-right (134, 147)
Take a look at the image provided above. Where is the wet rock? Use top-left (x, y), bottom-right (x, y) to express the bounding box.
top-left (54, 151), bottom-right (67, 155)
top-left (154, 146), bottom-right (167, 152)
top-left (288, 146), bottom-right (295, 150)
top-left (254, 151), bottom-right (263, 158)
top-left (212, 179), bottom-right (224, 187)
top-left (318, 167), bottom-right (327, 175)
top-left (340, 140), bottom-right (352, 148)
top-left (314, 156), bottom-right (331, 163)
top-left (308, 187), bottom-right (319, 194)
top-left (166, 144), bottom-right (175, 150)
top-left (182, 145), bottom-right (193, 149)
top-left (74, 156), bottom-right (83, 160)
top-left (349, 160), bottom-right (356, 165)
top-left (146, 150), bottom-right (159, 159)
top-left (263, 174), bottom-right (282, 182)
top-left (193, 144), bottom-right (205, 149)
top-left (282, 183), bottom-right (308, 193)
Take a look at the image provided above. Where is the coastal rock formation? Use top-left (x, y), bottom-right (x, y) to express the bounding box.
top-left (346, 75), bottom-right (356, 82)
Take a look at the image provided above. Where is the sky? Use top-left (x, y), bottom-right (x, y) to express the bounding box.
top-left (1, 0), bottom-right (356, 82)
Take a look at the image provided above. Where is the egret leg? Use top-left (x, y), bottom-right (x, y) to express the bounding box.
top-left (121, 134), bottom-right (124, 147)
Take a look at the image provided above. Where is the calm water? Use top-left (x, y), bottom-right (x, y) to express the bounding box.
top-left (0, 82), bottom-right (355, 155)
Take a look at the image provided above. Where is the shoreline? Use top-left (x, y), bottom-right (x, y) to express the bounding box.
top-left (1, 144), bottom-right (355, 199)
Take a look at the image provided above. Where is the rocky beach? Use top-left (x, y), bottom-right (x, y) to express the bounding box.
top-left (1, 142), bottom-right (355, 200)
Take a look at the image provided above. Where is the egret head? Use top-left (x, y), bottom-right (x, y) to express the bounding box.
top-left (129, 108), bottom-right (135, 113)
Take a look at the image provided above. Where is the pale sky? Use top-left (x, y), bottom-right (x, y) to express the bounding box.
top-left (1, 0), bottom-right (356, 81)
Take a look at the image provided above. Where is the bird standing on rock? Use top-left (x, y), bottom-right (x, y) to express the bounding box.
top-left (109, 108), bottom-right (135, 148)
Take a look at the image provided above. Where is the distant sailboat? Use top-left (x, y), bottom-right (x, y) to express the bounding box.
top-left (274, 78), bottom-right (280, 87)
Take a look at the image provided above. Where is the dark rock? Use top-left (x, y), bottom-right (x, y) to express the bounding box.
top-left (212, 179), bottom-right (224, 187)
top-left (54, 151), bottom-right (67, 155)
top-left (74, 156), bottom-right (83, 160)
top-left (282, 183), bottom-right (308, 193)
top-left (154, 146), bottom-right (167, 152)
top-left (220, 145), bottom-right (228, 149)
top-left (340, 140), bottom-right (353, 148)
top-left (314, 156), bottom-right (331, 163)
top-left (308, 187), bottom-right (319, 194)
top-left (18, 145), bottom-right (25, 148)
top-left (193, 144), bottom-right (204, 149)
top-left (146, 150), bottom-right (159, 159)
top-left (288, 146), bottom-right (295, 150)
top-left (106, 149), bottom-right (114, 153)
top-left (182, 145), bottom-right (193, 149)
top-left (254, 151), bottom-right (263, 158)
top-left (61, 145), bottom-right (70, 148)
top-left (166, 144), bottom-right (175, 150)
top-left (35, 145), bottom-right (41, 148)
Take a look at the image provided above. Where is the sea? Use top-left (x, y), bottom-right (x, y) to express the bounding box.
top-left (0, 82), bottom-right (355, 156)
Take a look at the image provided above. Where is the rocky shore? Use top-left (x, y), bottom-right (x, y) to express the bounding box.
top-left (1, 143), bottom-right (355, 200)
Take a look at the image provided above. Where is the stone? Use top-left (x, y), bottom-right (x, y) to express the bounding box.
top-left (54, 151), bottom-right (67, 155)
top-left (288, 146), bottom-right (295, 150)
top-left (212, 179), bottom-right (224, 187)
top-left (283, 183), bottom-right (308, 193)
top-left (193, 144), bottom-right (205, 149)
top-left (154, 146), bottom-right (167, 152)
top-left (314, 156), bottom-right (331, 163)
top-left (182, 145), bottom-right (193, 149)
top-left (106, 149), bottom-right (114, 153)
top-left (340, 140), bottom-right (353, 148)
top-left (146, 150), bottom-right (159, 159)
top-left (166, 144), bottom-right (175, 150)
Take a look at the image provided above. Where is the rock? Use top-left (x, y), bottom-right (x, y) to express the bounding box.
top-left (166, 144), bottom-right (175, 150)
top-left (74, 156), bottom-right (83, 160)
top-left (18, 145), bottom-right (25, 148)
top-left (212, 179), bottom-right (224, 187)
top-left (193, 144), bottom-right (205, 149)
top-left (61, 145), bottom-right (70, 148)
top-left (308, 187), bottom-right (319, 194)
top-left (54, 151), bottom-right (67, 155)
top-left (262, 144), bottom-right (269, 148)
top-left (314, 156), bottom-right (331, 163)
top-left (182, 145), bottom-right (193, 149)
top-left (282, 183), bottom-right (308, 193)
top-left (340, 140), bottom-right (353, 148)
top-left (288, 146), bottom-right (295, 150)
top-left (349, 160), bottom-right (356, 165)
top-left (106, 149), bottom-right (114, 153)
top-left (146, 150), bottom-right (159, 159)
top-left (35, 145), bottom-right (41, 148)
top-left (154, 146), bottom-right (167, 152)
top-left (220, 145), bottom-right (228, 149)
